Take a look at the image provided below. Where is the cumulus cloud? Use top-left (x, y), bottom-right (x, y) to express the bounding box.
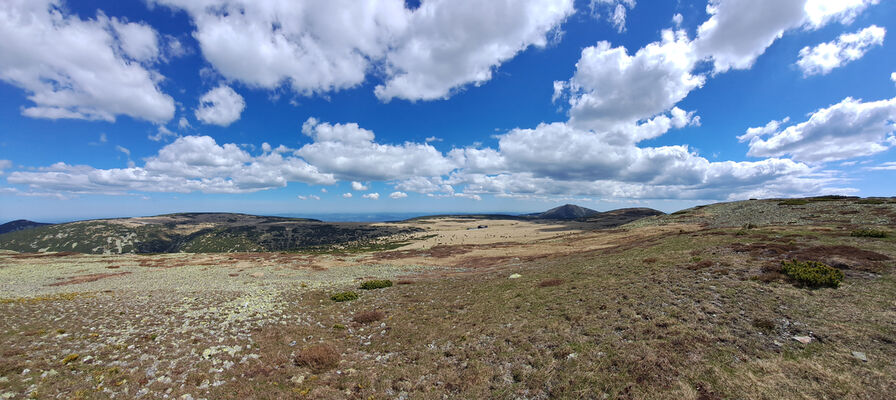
top-left (589, 0), bottom-right (636, 33)
top-left (298, 194), bottom-right (320, 200)
top-left (0, 0), bottom-right (174, 122)
top-left (362, 192), bottom-right (380, 200)
top-left (389, 191), bottom-right (408, 199)
top-left (375, 0), bottom-right (574, 101)
top-left (296, 117), bottom-right (458, 181)
top-left (8, 135), bottom-right (335, 195)
top-left (0, 159), bottom-right (12, 175)
top-left (695, 0), bottom-right (881, 73)
top-left (892, 72), bottom-right (896, 85)
top-left (740, 96), bottom-right (896, 162)
top-left (154, 0), bottom-right (573, 102)
top-left (342, 192), bottom-right (353, 198)
top-left (195, 85), bottom-right (246, 126)
top-left (351, 181), bottom-right (368, 191)
top-left (797, 25), bottom-right (885, 76)
top-left (149, 126), bottom-right (178, 142)
top-left (555, 30), bottom-right (704, 134)
top-left (115, 145), bottom-right (131, 156)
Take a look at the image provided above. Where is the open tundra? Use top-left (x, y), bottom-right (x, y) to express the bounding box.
top-left (1, 198), bottom-right (895, 399)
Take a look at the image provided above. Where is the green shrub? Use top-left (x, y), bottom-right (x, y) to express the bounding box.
top-left (778, 199), bottom-right (809, 206)
top-left (330, 291), bottom-right (359, 302)
top-left (781, 260), bottom-right (843, 288)
top-left (850, 229), bottom-right (889, 238)
top-left (856, 198), bottom-right (885, 205)
top-left (359, 279), bottom-right (393, 290)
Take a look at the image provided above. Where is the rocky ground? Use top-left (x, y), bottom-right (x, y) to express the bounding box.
top-left (1, 198), bottom-right (894, 399)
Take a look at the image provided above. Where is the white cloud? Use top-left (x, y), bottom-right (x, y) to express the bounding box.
top-left (389, 191), bottom-right (408, 199)
top-left (672, 13), bottom-right (683, 27)
top-left (425, 136), bottom-right (443, 143)
top-left (155, 0), bottom-right (573, 103)
top-left (178, 116), bottom-right (191, 129)
top-left (342, 192), bottom-right (353, 198)
top-left (892, 72), bottom-right (896, 85)
top-left (0, 159), bottom-right (12, 175)
top-left (555, 30), bottom-right (704, 134)
top-left (867, 162), bottom-right (896, 171)
top-left (149, 125), bottom-right (178, 142)
top-left (351, 181), bottom-right (368, 191)
top-left (99, 133), bottom-right (108, 143)
top-left (115, 145), bottom-right (130, 156)
top-left (296, 117), bottom-right (458, 181)
top-left (298, 194), bottom-right (320, 200)
top-left (694, 0), bottom-right (881, 73)
top-left (362, 192), bottom-right (380, 200)
top-left (588, 0), bottom-right (636, 33)
top-left (740, 96), bottom-right (896, 162)
top-left (803, 0), bottom-right (880, 29)
top-left (195, 85), bottom-right (246, 126)
top-left (320, 188), bottom-right (327, 193)
top-left (797, 25), bottom-right (885, 76)
top-left (374, 0), bottom-right (575, 101)
top-left (7, 135), bottom-right (335, 194)
top-left (0, 0), bottom-right (174, 123)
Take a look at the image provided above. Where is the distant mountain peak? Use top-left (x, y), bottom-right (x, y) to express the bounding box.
top-left (0, 219), bottom-right (51, 235)
top-left (536, 204), bottom-right (600, 220)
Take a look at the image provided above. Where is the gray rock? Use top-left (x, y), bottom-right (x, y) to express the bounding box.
top-left (851, 351), bottom-right (867, 362)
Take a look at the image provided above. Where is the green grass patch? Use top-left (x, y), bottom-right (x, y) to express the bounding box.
top-left (359, 279), bottom-right (393, 290)
top-left (781, 260), bottom-right (844, 288)
top-left (850, 229), bottom-right (888, 238)
top-left (778, 199), bottom-right (809, 206)
top-left (330, 291), bottom-right (359, 302)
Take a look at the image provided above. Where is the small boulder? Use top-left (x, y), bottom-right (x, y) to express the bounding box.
top-left (509, 273), bottom-right (522, 279)
top-left (792, 336), bottom-right (812, 344)
top-left (851, 351), bottom-right (867, 362)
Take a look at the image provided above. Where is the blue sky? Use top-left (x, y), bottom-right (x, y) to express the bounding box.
top-left (0, 0), bottom-right (894, 222)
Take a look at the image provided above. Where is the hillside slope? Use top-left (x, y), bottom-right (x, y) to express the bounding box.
top-left (0, 219), bottom-right (51, 234)
top-left (0, 213), bottom-right (419, 254)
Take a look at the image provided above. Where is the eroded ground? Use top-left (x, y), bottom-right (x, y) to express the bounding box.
top-left (1, 201), bottom-right (895, 399)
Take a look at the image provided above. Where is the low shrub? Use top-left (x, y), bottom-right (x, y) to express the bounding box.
top-left (330, 291), bottom-right (359, 302)
top-left (353, 310), bottom-right (385, 324)
top-left (850, 229), bottom-right (888, 238)
top-left (781, 260), bottom-right (843, 288)
top-left (360, 279), bottom-right (393, 290)
top-left (751, 318), bottom-right (775, 331)
top-left (294, 344), bottom-right (339, 372)
top-left (538, 279), bottom-right (564, 287)
top-left (778, 199), bottom-right (809, 206)
top-left (62, 354), bottom-right (79, 365)
top-left (856, 198), bottom-right (885, 205)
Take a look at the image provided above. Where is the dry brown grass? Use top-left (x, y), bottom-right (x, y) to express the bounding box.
top-left (352, 310), bottom-right (385, 324)
top-left (294, 343), bottom-right (340, 373)
top-left (48, 272), bottom-right (130, 286)
top-left (538, 278), bottom-right (564, 287)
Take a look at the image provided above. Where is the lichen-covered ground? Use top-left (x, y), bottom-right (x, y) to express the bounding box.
top-left (1, 198), bottom-right (895, 399)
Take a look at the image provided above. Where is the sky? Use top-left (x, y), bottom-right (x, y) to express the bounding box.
top-left (0, 0), bottom-right (894, 222)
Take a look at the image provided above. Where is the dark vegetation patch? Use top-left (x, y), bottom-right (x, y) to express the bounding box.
top-left (850, 228), bottom-right (889, 238)
top-left (330, 291), bottom-right (359, 302)
top-left (538, 278), bottom-right (564, 287)
top-left (48, 272), bottom-right (131, 286)
top-left (781, 260), bottom-right (844, 288)
top-left (294, 343), bottom-right (340, 373)
top-left (359, 279), bottom-right (393, 290)
top-left (352, 310), bottom-right (385, 324)
top-left (731, 242), bottom-right (890, 273)
top-left (11, 251), bottom-right (79, 259)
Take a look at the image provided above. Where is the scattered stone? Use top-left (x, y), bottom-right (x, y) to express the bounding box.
top-left (509, 273), bottom-right (522, 279)
top-left (291, 375), bottom-right (305, 385)
top-left (773, 341), bottom-right (783, 347)
top-left (852, 351), bottom-right (867, 362)
top-left (250, 272), bottom-right (264, 278)
top-left (792, 336), bottom-right (812, 344)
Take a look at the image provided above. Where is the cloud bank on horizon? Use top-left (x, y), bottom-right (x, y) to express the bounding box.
top-left (0, 0), bottom-right (894, 217)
